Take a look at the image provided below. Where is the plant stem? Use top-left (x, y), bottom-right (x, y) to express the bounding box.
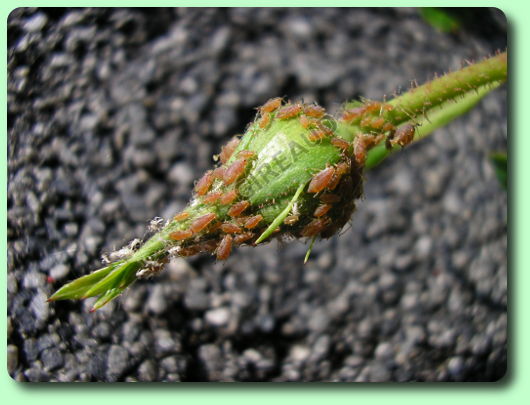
top-left (386, 52), bottom-right (507, 125)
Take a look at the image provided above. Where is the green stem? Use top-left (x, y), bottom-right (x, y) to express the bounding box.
top-left (365, 52), bottom-right (507, 168)
top-left (386, 52), bottom-right (507, 125)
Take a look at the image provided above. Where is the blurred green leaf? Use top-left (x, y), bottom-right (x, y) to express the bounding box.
top-left (490, 152), bottom-right (508, 190)
top-left (420, 8), bottom-right (460, 33)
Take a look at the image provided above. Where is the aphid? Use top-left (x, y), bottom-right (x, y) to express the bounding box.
top-left (219, 137), bottom-right (240, 164)
top-left (307, 167), bottom-right (336, 193)
top-left (200, 239), bottom-right (220, 253)
top-left (216, 234), bottom-right (233, 260)
top-left (391, 124), bottom-right (415, 147)
top-left (382, 122), bottom-right (395, 132)
top-left (341, 106), bottom-right (364, 123)
top-left (234, 232), bottom-right (254, 245)
top-left (238, 150), bottom-right (256, 159)
top-left (299, 115), bottom-right (312, 129)
top-left (276, 104), bottom-right (302, 119)
top-left (353, 134), bottom-right (385, 165)
top-left (319, 193), bottom-right (341, 203)
top-left (260, 97), bottom-right (282, 113)
top-left (258, 113), bottom-right (271, 129)
top-left (180, 239), bottom-right (219, 257)
top-left (244, 215), bottom-right (263, 229)
top-left (301, 217), bottom-right (331, 237)
top-left (360, 116), bottom-right (373, 129)
top-left (173, 211), bottom-right (190, 221)
top-left (223, 158), bottom-right (248, 185)
top-left (195, 170), bottom-right (214, 195)
top-left (219, 189), bottom-right (238, 205)
top-left (314, 204), bottom-right (332, 218)
top-left (283, 215), bottom-right (299, 225)
top-left (178, 245), bottom-right (201, 257)
top-left (353, 136), bottom-right (367, 165)
top-left (169, 229), bottom-right (193, 241)
top-left (189, 213), bottom-right (217, 234)
top-left (203, 191), bottom-right (222, 204)
top-left (330, 137), bottom-right (350, 151)
top-left (228, 200), bottom-right (250, 217)
top-left (316, 122), bottom-right (333, 136)
top-left (303, 104), bottom-right (326, 118)
top-left (221, 222), bottom-right (243, 234)
top-left (363, 101), bottom-right (382, 114)
top-left (308, 129), bottom-right (327, 142)
top-left (212, 166), bottom-right (226, 180)
top-left (370, 117), bottom-right (386, 130)
top-left (327, 162), bottom-right (350, 190)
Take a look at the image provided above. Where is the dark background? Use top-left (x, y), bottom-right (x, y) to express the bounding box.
top-left (7, 7), bottom-right (507, 382)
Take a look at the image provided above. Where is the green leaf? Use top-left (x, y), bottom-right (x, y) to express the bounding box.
top-left (82, 261), bottom-right (141, 298)
top-left (420, 8), bottom-right (460, 33)
top-left (490, 152), bottom-right (508, 190)
top-left (47, 261), bottom-right (122, 301)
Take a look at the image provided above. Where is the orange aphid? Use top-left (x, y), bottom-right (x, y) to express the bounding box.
top-left (307, 167), bottom-right (336, 193)
top-left (173, 211), bottom-right (190, 221)
top-left (169, 229), bottom-right (193, 241)
top-left (301, 217), bottom-right (330, 237)
top-left (327, 162), bottom-right (349, 190)
top-left (216, 234), bottom-right (233, 260)
top-left (234, 232), bottom-right (254, 245)
top-left (238, 150), bottom-right (256, 159)
top-left (194, 170), bottom-right (214, 195)
top-left (212, 166), bottom-right (226, 180)
top-left (276, 104), bottom-right (302, 119)
top-left (223, 158), bottom-right (248, 185)
top-left (308, 129), bottom-right (327, 142)
top-left (221, 222), bottom-right (243, 234)
top-left (320, 193), bottom-right (341, 203)
top-left (260, 97), bottom-right (282, 113)
top-left (228, 200), bottom-right (250, 217)
top-left (304, 104), bottom-right (326, 118)
top-left (353, 136), bottom-right (367, 165)
top-left (370, 117), bottom-right (385, 130)
top-left (342, 106), bottom-right (364, 122)
top-left (382, 122), bottom-right (395, 132)
top-left (316, 122), bottom-right (333, 136)
top-left (258, 113), bottom-right (271, 129)
top-left (391, 124), bottom-right (415, 147)
top-left (219, 189), bottom-right (238, 205)
top-left (244, 215), bottom-right (263, 229)
top-left (299, 115), bottom-right (311, 129)
top-left (314, 204), bottom-right (332, 218)
top-left (284, 215), bottom-right (299, 225)
top-left (360, 116), bottom-right (373, 129)
top-left (203, 191), bottom-right (222, 204)
top-left (220, 137), bottom-right (240, 164)
top-left (189, 213), bottom-right (217, 234)
top-left (330, 137), bottom-right (350, 151)
top-left (363, 101), bottom-right (382, 114)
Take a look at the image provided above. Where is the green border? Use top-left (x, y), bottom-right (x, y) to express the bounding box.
top-left (2, 0), bottom-right (525, 402)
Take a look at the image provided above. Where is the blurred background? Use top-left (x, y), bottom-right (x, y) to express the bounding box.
top-left (7, 7), bottom-right (507, 381)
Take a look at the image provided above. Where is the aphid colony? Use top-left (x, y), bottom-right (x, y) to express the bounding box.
top-left (161, 97), bottom-right (390, 263)
top-left (340, 101), bottom-right (416, 165)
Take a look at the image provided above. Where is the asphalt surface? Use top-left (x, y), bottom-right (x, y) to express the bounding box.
top-left (7, 8), bottom-right (507, 382)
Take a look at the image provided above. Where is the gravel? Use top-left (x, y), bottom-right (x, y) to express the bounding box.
top-left (8, 7), bottom-right (507, 382)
